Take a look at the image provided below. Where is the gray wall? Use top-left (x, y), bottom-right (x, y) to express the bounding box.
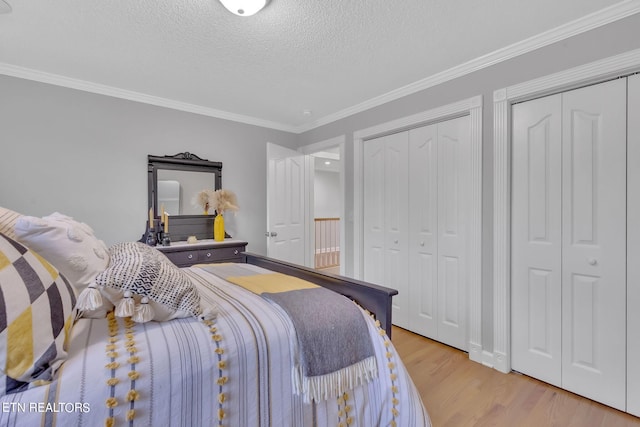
top-left (0, 76), bottom-right (298, 254)
top-left (296, 13), bottom-right (640, 352)
top-left (314, 170), bottom-right (340, 218)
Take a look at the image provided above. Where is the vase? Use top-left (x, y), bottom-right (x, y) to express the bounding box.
top-left (214, 213), bottom-right (225, 241)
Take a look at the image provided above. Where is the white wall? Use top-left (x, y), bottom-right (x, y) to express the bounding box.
top-left (0, 76), bottom-right (299, 254)
top-left (314, 170), bottom-right (340, 218)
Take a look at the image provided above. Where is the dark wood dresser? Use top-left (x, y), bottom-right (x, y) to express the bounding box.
top-left (156, 239), bottom-right (248, 267)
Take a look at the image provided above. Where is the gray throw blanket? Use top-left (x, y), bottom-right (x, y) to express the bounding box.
top-left (201, 263), bottom-right (378, 402)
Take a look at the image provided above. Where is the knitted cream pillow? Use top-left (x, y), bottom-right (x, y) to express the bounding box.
top-left (14, 212), bottom-right (112, 318)
top-left (90, 242), bottom-right (211, 323)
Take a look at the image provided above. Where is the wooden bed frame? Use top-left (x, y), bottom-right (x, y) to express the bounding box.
top-left (242, 252), bottom-right (398, 337)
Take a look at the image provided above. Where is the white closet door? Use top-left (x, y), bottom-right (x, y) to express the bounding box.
top-left (363, 136), bottom-right (386, 287)
top-left (560, 79), bottom-right (627, 410)
top-left (408, 124), bottom-right (438, 338)
top-left (627, 73), bottom-right (640, 416)
top-left (511, 94), bottom-right (563, 386)
top-left (436, 116), bottom-right (469, 350)
top-left (363, 133), bottom-right (409, 329)
top-left (384, 132), bottom-right (410, 329)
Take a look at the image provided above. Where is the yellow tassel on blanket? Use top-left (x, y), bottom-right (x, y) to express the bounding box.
top-left (126, 390), bottom-right (140, 401)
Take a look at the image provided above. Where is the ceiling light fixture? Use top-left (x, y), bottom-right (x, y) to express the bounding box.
top-left (219, 0), bottom-right (268, 16)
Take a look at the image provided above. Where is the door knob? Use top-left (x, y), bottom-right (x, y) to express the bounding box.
top-left (587, 258), bottom-right (598, 266)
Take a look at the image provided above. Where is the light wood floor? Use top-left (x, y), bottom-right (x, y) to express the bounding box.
top-left (391, 326), bottom-right (640, 427)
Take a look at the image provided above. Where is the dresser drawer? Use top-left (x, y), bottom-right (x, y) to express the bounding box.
top-left (158, 240), bottom-right (248, 267)
top-left (164, 250), bottom-right (200, 267)
top-left (203, 245), bottom-right (245, 262)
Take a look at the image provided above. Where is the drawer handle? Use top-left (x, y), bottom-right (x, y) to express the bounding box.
top-left (206, 252), bottom-right (212, 258)
top-left (188, 254), bottom-right (193, 259)
top-left (234, 250), bottom-right (239, 255)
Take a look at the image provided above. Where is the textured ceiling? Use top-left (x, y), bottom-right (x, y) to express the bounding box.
top-left (0, 0), bottom-right (632, 132)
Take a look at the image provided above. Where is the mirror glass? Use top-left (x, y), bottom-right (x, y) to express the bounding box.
top-left (157, 169), bottom-right (216, 215)
top-left (148, 152), bottom-right (222, 219)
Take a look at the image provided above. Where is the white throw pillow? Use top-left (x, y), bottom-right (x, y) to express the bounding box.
top-left (13, 212), bottom-right (111, 317)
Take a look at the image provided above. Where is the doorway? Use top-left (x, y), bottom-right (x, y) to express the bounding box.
top-left (310, 147), bottom-right (342, 274)
top-left (267, 138), bottom-right (345, 274)
top-left (299, 136), bottom-right (346, 275)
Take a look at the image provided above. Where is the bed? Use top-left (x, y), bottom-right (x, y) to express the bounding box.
top-left (0, 208), bottom-right (430, 426)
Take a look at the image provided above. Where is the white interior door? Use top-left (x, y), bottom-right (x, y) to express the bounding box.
top-left (408, 124), bottom-right (438, 338)
top-left (511, 93), bottom-right (563, 386)
top-left (363, 132), bottom-right (409, 329)
top-left (405, 116), bottom-right (470, 350)
top-left (384, 132), bottom-right (409, 329)
top-left (511, 79), bottom-right (627, 410)
top-left (560, 79), bottom-right (627, 410)
top-left (436, 116), bottom-right (469, 351)
top-left (363, 136), bottom-right (386, 286)
top-left (266, 143), bottom-right (305, 265)
top-left (627, 73), bottom-right (640, 417)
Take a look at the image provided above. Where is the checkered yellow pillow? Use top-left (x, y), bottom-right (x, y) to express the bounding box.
top-left (0, 233), bottom-right (76, 395)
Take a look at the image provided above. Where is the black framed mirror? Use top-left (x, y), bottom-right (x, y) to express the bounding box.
top-left (147, 152), bottom-right (224, 241)
top-left (148, 152), bottom-right (222, 217)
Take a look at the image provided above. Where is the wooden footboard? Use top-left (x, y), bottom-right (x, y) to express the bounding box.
top-left (242, 252), bottom-right (398, 338)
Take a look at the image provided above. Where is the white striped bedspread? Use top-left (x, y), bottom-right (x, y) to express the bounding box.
top-left (0, 265), bottom-right (430, 427)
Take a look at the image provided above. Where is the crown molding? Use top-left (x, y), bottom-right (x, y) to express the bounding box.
top-left (294, 0), bottom-right (640, 134)
top-left (1, 1), bottom-right (638, 134)
top-left (0, 62), bottom-right (297, 133)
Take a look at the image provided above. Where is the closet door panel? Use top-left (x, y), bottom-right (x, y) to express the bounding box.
top-left (511, 94), bottom-right (563, 386)
top-left (436, 116), bottom-right (469, 350)
top-left (628, 73), bottom-right (640, 416)
top-left (363, 136), bottom-right (385, 286)
top-left (384, 132), bottom-right (410, 329)
top-left (561, 78), bottom-right (626, 410)
top-left (408, 124), bottom-right (438, 337)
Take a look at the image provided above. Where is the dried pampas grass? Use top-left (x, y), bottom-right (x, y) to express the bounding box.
top-left (194, 189), bottom-right (239, 215)
top-left (211, 189), bottom-right (239, 215)
top-left (195, 190), bottom-right (211, 212)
